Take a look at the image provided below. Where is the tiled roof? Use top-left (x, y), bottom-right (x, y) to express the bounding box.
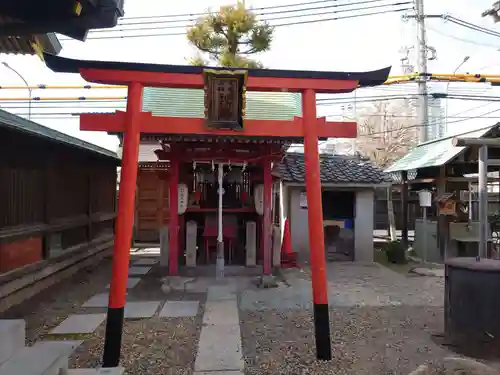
top-left (275, 152), bottom-right (389, 185)
top-left (0, 109), bottom-right (119, 161)
top-left (0, 15), bottom-right (61, 55)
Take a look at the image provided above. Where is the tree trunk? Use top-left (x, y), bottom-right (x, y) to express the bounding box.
top-left (387, 186), bottom-right (397, 242)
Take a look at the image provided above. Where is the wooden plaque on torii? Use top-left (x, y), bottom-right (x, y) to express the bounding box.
top-left (203, 69), bottom-right (247, 131)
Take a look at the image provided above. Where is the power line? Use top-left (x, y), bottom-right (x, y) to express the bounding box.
top-left (406, 13), bottom-right (500, 38)
top-left (61, 7), bottom-right (411, 40)
top-left (11, 102), bottom-right (499, 138)
top-left (118, 0), bottom-right (387, 21)
top-left (358, 107), bottom-right (500, 137)
top-left (0, 96), bottom-right (128, 101)
top-left (8, 96), bottom-right (499, 118)
top-left (317, 93), bottom-right (500, 104)
top-left (13, 111), bottom-right (500, 120)
top-left (91, 0), bottom-right (408, 32)
top-left (327, 114), bottom-right (500, 119)
top-left (427, 25), bottom-right (500, 49)
top-left (326, 101), bottom-right (497, 136)
top-left (1, 75), bottom-right (497, 90)
top-left (1, 92), bottom-right (498, 105)
top-left (97, 2), bottom-right (411, 34)
top-left (446, 16), bottom-right (500, 38)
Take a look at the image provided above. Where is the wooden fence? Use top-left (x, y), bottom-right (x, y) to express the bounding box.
top-left (0, 126), bottom-right (118, 273)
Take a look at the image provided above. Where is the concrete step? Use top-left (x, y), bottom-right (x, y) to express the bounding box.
top-left (0, 320), bottom-right (25, 365)
top-left (0, 340), bottom-right (82, 375)
top-left (66, 368), bottom-right (124, 375)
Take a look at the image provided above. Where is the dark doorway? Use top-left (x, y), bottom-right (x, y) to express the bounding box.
top-left (321, 190), bottom-right (355, 261)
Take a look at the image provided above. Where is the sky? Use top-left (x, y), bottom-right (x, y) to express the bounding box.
top-left (1, 0), bottom-right (500, 152)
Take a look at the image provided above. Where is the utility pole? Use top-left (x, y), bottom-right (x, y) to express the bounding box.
top-left (415, 0), bottom-right (430, 143)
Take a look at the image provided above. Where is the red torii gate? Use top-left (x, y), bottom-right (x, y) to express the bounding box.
top-left (44, 53), bottom-right (390, 367)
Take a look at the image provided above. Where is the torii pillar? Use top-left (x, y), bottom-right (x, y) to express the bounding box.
top-left (102, 82), bottom-right (143, 367)
top-left (302, 88), bottom-right (331, 360)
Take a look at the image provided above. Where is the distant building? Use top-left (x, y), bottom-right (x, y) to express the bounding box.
top-left (427, 96), bottom-right (446, 141)
top-left (408, 93), bottom-right (445, 142)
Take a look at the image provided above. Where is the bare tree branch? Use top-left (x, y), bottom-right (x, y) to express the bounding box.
top-left (354, 100), bottom-right (418, 167)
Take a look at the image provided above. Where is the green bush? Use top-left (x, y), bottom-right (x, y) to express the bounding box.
top-left (489, 211), bottom-right (500, 232)
top-left (383, 240), bottom-right (407, 264)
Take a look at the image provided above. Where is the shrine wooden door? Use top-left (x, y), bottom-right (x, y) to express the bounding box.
top-left (135, 169), bottom-right (170, 243)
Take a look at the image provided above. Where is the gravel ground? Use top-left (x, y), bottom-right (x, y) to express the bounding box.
top-left (0, 254), bottom-right (205, 374)
top-left (69, 262), bottom-right (206, 374)
top-left (240, 306), bottom-right (450, 375)
top-left (0, 258), bottom-right (113, 344)
top-left (70, 316), bottom-right (201, 375)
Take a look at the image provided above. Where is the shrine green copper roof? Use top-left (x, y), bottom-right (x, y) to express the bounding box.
top-left (142, 87), bottom-right (301, 120)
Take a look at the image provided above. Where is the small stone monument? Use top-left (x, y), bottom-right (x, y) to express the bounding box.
top-left (159, 226), bottom-right (169, 267)
top-left (246, 221), bottom-right (257, 266)
top-left (185, 221), bottom-right (197, 267)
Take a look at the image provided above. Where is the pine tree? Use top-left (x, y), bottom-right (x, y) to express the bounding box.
top-left (187, 1), bottom-right (274, 68)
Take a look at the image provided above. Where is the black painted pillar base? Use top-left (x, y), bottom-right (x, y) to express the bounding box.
top-left (102, 307), bottom-right (125, 368)
top-left (313, 303), bottom-right (332, 360)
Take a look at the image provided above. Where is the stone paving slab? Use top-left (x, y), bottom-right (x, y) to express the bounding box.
top-left (51, 314), bottom-right (106, 334)
top-left (132, 248), bottom-right (160, 256)
top-left (133, 258), bottom-right (158, 266)
top-left (82, 293), bottom-right (128, 308)
top-left (194, 372), bottom-right (244, 375)
top-left (207, 285), bottom-right (237, 301)
top-left (82, 293), bottom-right (110, 308)
top-left (203, 300), bottom-right (239, 326)
top-left (158, 301), bottom-right (199, 318)
top-left (0, 319), bottom-right (25, 365)
top-left (68, 368), bottom-right (124, 375)
top-left (106, 278), bottom-right (141, 290)
top-left (128, 266), bottom-right (152, 276)
top-left (124, 301), bottom-right (161, 319)
top-left (0, 340), bottom-right (82, 375)
top-left (194, 325), bottom-right (244, 372)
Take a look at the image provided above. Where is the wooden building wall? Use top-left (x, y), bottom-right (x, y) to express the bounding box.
top-left (0, 127), bottom-right (118, 273)
top-left (135, 168), bottom-right (169, 243)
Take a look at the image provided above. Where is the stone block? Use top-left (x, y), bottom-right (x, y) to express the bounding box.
top-left (67, 367), bottom-right (124, 375)
top-left (124, 301), bottom-right (161, 319)
top-left (51, 314), bottom-right (106, 334)
top-left (0, 320), bottom-right (25, 364)
top-left (245, 221), bottom-right (256, 267)
top-left (133, 258), bottom-right (158, 266)
top-left (272, 226), bottom-right (282, 267)
top-left (106, 278), bottom-right (141, 290)
top-left (128, 267), bottom-right (151, 276)
top-left (203, 300), bottom-right (239, 326)
top-left (0, 340), bottom-right (81, 375)
top-left (207, 285), bottom-right (237, 301)
top-left (82, 293), bottom-right (110, 308)
top-left (185, 221), bottom-right (198, 267)
top-left (194, 372), bottom-right (244, 375)
top-left (194, 325), bottom-right (244, 372)
top-left (159, 301), bottom-right (199, 318)
top-left (159, 227), bottom-right (169, 267)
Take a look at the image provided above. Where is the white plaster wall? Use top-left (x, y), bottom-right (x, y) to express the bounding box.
top-left (288, 186), bottom-right (375, 263)
top-left (354, 189), bottom-right (374, 262)
top-left (289, 187), bottom-right (311, 263)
